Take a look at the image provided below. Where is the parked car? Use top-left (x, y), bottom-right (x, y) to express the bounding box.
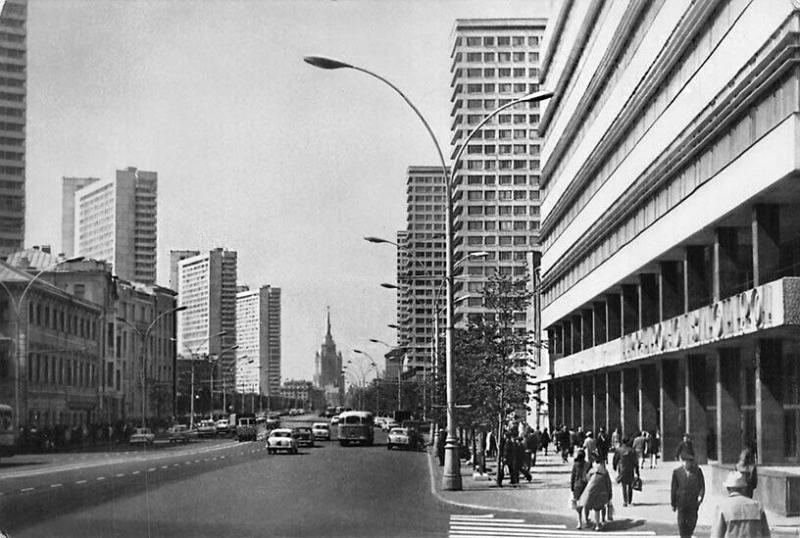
top-left (311, 422), bottom-right (330, 441)
top-left (293, 426), bottom-right (315, 447)
top-left (387, 427), bottom-right (423, 451)
top-left (129, 427), bottom-right (155, 446)
top-left (168, 424), bottom-right (195, 444)
top-left (197, 420), bottom-right (217, 438)
top-left (266, 428), bottom-right (298, 454)
top-left (215, 419), bottom-right (230, 435)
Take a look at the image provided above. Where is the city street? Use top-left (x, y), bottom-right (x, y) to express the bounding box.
top-left (0, 418), bottom-right (687, 537)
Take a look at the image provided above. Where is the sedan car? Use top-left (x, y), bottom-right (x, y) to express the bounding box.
top-left (129, 427), bottom-right (155, 446)
top-left (215, 419), bottom-right (230, 435)
top-left (387, 427), bottom-right (423, 451)
top-left (293, 426), bottom-right (315, 447)
top-left (197, 420), bottom-right (218, 438)
top-left (311, 422), bottom-right (330, 441)
top-left (168, 424), bottom-right (195, 444)
top-left (267, 428), bottom-right (298, 454)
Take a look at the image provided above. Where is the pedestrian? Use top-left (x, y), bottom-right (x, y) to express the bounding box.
top-left (675, 432), bottom-right (695, 462)
top-left (670, 452), bottom-right (705, 538)
top-left (710, 470), bottom-right (770, 537)
top-left (541, 428), bottom-right (550, 456)
top-left (579, 451), bottom-right (613, 531)
top-left (436, 427), bottom-right (446, 466)
top-left (525, 428), bottom-right (540, 468)
top-left (576, 426), bottom-right (586, 452)
top-left (516, 437), bottom-right (531, 482)
top-left (632, 431), bottom-right (646, 471)
top-left (583, 431), bottom-right (597, 463)
top-left (504, 433), bottom-right (519, 485)
top-left (596, 426), bottom-right (610, 464)
top-left (569, 427), bottom-right (578, 457)
top-left (486, 430), bottom-right (496, 459)
top-left (558, 426), bottom-right (571, 463)
top-left (735, 447), bottom-right (758, 499)
top-left (610, 427), bottom-right (621, 453)
top-left (613, 437), bottom-right (640, 506)
top-left (647, 430), bottom-right (660, 469)
top-left (570, 449), bottom-right (591, 529)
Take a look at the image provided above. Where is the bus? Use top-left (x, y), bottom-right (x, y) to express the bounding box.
top-left (337, 410), bottom-right (374, 446)
top-left (0, 404), bottom-right (17, 461)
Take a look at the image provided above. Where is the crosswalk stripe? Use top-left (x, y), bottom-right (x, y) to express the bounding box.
top-left (448, 513), bottom-right (662, 538)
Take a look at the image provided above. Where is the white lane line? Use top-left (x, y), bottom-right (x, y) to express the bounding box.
top-left (194, 459), bottom-right (200, 463)
top-left (161, 465), bottom-right (169, 469)
top-left (450, 515), bottom-right (495, 520)
top-left (172, 463), bottom-right (179, 467)
top-left (20, 487), bottom-right (35, 492)
top-left (184, 461), bottom-right (191, 465)
top-left (132, 470), bottom-right (140, 475)
top-left (50, 484), bottom-right (63, 488)
top-left (115, 473), bottom-right (125, 477)
top-left (220, 456), bottom-right (225, 459)
top-left (76, 480), bottom-right (87, 484)
top-left (147, 467), bottom-right (156, 472)
top-left (96, 476), bottom-right (106, 481)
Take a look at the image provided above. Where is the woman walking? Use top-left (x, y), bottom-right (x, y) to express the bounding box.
top-left (648, 430), bottom-right (660, 469)
top-left (613, 437), bottom-right (640, 506)
top-left (571, 450), bottom-right (591, 529)
top-left (735, 447), bottom-right (758, 498)
top-left (579, 451), bottom-right (613, 531)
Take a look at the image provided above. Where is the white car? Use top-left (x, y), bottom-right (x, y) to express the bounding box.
top-left (387, 427), bottom-right (423, 451)
top-left (311, 422), bottom-right (330, 441)
top-left (129, 427), bottom-right (155, 445)
top-left (215, 419), bottom-right (230, 435)
top-left (382, 420), bottom-right (400, 432)
top-left (330, 415), bottom-right (340, 426)
top-left (267, 428), bottom-right (298, 455)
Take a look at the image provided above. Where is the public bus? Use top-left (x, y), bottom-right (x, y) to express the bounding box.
top-left (0, 404), bottom-right (17, 461)
top-left (337, 410), bottom-right (374, 446)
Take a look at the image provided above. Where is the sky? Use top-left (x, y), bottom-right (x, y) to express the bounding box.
top-left (25, 0), bottom-right (552, 382)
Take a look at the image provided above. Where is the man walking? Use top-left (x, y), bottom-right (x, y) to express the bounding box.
top-left (671, 453), bottom-right (705, 538)
top-left (710, 471), bottom-right (770, 537)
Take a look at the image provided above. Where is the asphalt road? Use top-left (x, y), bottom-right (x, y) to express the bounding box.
top-left (0, 417), bottom-right (683, 537)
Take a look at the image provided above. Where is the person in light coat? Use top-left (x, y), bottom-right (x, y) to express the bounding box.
top-left (710, 471), bottom-right (770, 537)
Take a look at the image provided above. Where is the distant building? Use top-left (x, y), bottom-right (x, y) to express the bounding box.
top-left (235, 285), bottom-right (281, 404)
top-left (168, 250), bottom-right (199, 292)
top-left (71, 167), bottom-right (158, 284)
top-left (61, 177), bottom-right (99, 258)
top-left (176, 248), bottom-right (237, 396)
top-left (313, 308), bottom-right (343, 406)
top-left (279, 380), bottom-right (323, 411)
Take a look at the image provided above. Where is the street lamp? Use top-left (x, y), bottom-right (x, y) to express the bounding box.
top-left (173, 330), bottom-right (226, 427)
top-left (0, 255), bottom-right (85, 430)
top-left (305, 54), bottom-right (553, 491)
top-left (117, 304), bottom-right (188, 428)
top-left (209, 344), bottom-right (239, 419)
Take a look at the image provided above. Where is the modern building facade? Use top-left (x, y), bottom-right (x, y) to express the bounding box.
top-left (0, 0), bottom-right (26, 258)
top-left (449, 18), bottom-right (547, 328)
top-left (61, 177), bottom-right (99, 258)
top-left (313, 308), bottom-right (344, 406)
top-left (176, 248), bottom-right (237, 396)
top-left (71, 167), bottom-right (158, 285)
top-left (168, 249), bottom-right (199, 292)
top-left (538, 0), bottom-right (800, 515)
top-left (235, 285), bottom-right (281, 404)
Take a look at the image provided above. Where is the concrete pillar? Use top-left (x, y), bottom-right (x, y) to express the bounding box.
top-left (595, 373), bottom-right (607, 431)
top-left (713, 227), bottom-right (741, 301)
top-left (581, 309), bottom-right (593, 350)
top-left (607, 370), bottom-right (621, 433)
top-left (621, 285), bottom-right (639, 335)
top-left (685, 245), bottom-right (711, 311)
top-left (593, 301), bottom-right (607, 346)
top-left (687, 355), bottom-right (709, 464)
top-left (561, 381), bottom-right (569, 428)
top-left (756, 339), bottom-right (784, 463)
top-left (640, 363), bottom-right (659, 433)
top-left (563, 320), bottom-right (572, 356)
top-left (639, 273), bottom-right (659, 327)
top-left (717, 348), bottom-right (742, 464)
top-left (582, 376), bottom-right (593, 431)
top-left (660, 359), bottom-right (683, 461)
top-left (606, 293), bottom-right (621, 340)
top-left (572, 379), bottom-right (582, 428)
top-left (752, 204), bottom-right (780, 286)
top-left (621, 368), bottom-right (639, 439)
top-left (659, 261), bottom-right (683, 320)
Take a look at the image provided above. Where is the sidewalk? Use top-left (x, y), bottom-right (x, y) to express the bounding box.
top-left (429, 449), bottom-right (800, 536)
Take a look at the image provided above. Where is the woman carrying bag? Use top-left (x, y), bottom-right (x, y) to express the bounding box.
top-left (570, 450), bottom-right (591, 529)
top-left (579, 450), bottom-right (613, 531)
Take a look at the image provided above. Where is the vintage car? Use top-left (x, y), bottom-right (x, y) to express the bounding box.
top-left (129, 427), bottom-right (156, 446)
top-left (266, 428), bottom-right (298, 455)
top-left (167, 424), bottom-right (196, 444)
top-left (311, 422), bottom-right (330, 441)
top-left (387, 427), bottom-right (423, 451)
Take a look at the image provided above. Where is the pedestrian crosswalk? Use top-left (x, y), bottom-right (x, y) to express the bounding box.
top-left (448, 514), bottom-right (679, 537)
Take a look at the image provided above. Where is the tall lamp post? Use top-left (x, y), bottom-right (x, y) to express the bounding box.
top-left (173, 330), bottom-right (226, 428)
top-left (118, 305), bottom-right (188, 428)
top-left (304, 54), bottom-right (553, 490)
top-left (208, 344), bottom-right (239, 419)
top-left (0, 255), bottom-right (85, 430)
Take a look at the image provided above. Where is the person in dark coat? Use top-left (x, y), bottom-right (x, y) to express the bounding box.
top-left (436, 427), bottom-right (446, 466)
top-left (734, 447), bottom-right (758, 499)
top-left (516, 437), bottom-right (531, 482)
top-left (558, 426), bottom-right (571, 463)
top-left (525, 429), bottom-right (540, 468)
top-left (613, 437), bottom-right (640, 506)
top-left (675, 433), bottom-right (695, 462)
top-left (570, 450), bottom-right (591, 529)
top-left (596, 426), bottom-right (610, 463)
top-left (671, 453), bottom-right (705, 538)
top-left (503, 433), bottom-right (519, 485)
top-left (541, 428), bottom-right (550, 456)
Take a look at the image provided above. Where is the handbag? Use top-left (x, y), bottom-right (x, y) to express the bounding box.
top-left (632, 476), bottom-right (642, 491)
top-left (606, 502), bottom-right (614, 521)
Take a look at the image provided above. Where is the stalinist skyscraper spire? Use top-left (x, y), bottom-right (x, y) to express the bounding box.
top-left (314, 307), bottom-right (344, 406)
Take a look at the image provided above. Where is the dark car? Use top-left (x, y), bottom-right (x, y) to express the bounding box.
top-left (293, 426), bottom-right (315, 447)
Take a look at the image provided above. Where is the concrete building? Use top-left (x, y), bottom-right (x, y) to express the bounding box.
top-left (0, 0), bottom-right (26, 258)
top-left (538, 0), bottom-right (800, 516)
top-left (168, 249), bottom-right (199, 292)
top-left (394, 167), bottom-right (446, 380)
top-left (61, 177), bottom-right (99, 258)
top-left (71, 167), bottom-right (158, 285)
top-left (235, 285), bottom-right (281, 406)
top-left (176, 248), bottom-right (237, 398)
top-left (313, 308), bottom-right (344, 406)
top-left (449, 18), bottom-right (547, 328)
top-left (279, 380), bottom-right (324, 411)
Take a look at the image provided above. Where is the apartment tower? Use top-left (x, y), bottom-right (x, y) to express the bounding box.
top-left (71, 167), bottom-right (158, 284)
top-left (449, 19), bottom-right (547, 328)
top-left (61, 177), bottom-right (99, 258)
top-left (235, 285), bottom-right (281, 405)
top-left (0, 0), bottom-right (26, 258)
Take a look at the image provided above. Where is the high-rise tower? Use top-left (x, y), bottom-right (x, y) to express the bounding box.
top-left (449, 19), bottom-right (546, 327)
top-left (236, 285), bottom-right (281, 403)
top-left (0, 0), bottom-right (26, 258)
top-left (313, 308), bottom-right (343, 406)
top-left (61, 177), bottom-right (99, 258)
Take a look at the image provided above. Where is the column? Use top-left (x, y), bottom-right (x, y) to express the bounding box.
top-left (639, 273), bottom-right (659, 327)
top-left (717, 348), bottom-right (741, 463)
top-left (659, 261), bottom-right (683, 321)
top-left (607, 370), bottom-right (621, 433)
top-left (685, 245), bottom-right (711, 311)
top-left (563, 320), bottom-right (572, 356)
top-left (640, 363), bottom-right (659, 433)
top-left (582, 376), bottom-right (593, 431)
top-left (572, 380), bottom-right (581, 428)
top-left (621, 285), bottom-right (639, 335)
top-left (549, 381), bottom-right (558, 431)
top-left (686, 355), bottom-right (709, 464)
top-left (752, 204), bottom-right (780, 286)
top-left (595, 373), bottom-right (607, 431)
top-left (593, 300), bottom-right (607, 346)
top-left (660, 359), bottom-right (682, 461)
top-left (606, 293), bottom-right (621, 341)
top-left (621, 367), bottom-right (639, 438)
top-left (572, 314), bottom-right (583, 354)
top-left (581, 309), bottom-right (593, 350)
top-left (713, 227), bottom-right (740, 301)
top-left (756, 339), bottom-right (784, 463)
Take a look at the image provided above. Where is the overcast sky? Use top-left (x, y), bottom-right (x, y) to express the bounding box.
top-left (25, 0), bottom-right (551, 382)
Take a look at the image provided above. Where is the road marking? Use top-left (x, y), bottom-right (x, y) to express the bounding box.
top-left (20, 487), bottom-right (35, 492)
top-left (172, 463), bottom-right (179, 467)
top-left (220, 456), bottom-right (225, 459)
top-left (447, 513), bottom-right (658, 537)
top-left (161, 465), bottom-right (169, 469)
top-left (50, 484), bottom-right (62, 488)
top-left (115, 473), bottom-right (125, 477)
top-left (96, 476), bottom-right (106, 481)
top-left (194, 459), bottom-right (200, 463)
top-left (132, 470), bottom-right (140, 475)
top-left (148, 468), bottom-right (156, 472)
top-left (76, 480), bottom-right (87, 484)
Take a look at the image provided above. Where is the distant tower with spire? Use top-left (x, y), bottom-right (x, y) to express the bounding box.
top-left (314, 307), bottom-right (344, 405)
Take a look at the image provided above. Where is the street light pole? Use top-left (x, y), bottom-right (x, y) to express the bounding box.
top-left (304, 54), bottom-right (553, 491)
top-left (174, 330), bottom-right (225, 428)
